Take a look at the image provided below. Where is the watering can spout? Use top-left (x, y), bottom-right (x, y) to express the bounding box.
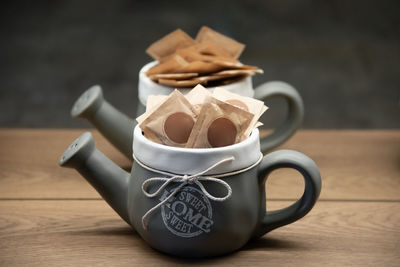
top-left (59, 132), bottom-right (131, 225)
top-left (71, 85), bottom-right (135, 160)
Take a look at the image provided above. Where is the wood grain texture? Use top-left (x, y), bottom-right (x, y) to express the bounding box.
top-left (0, 129), bottom-right (399, 200)
top-left (0, 129), bottom-right (399, 266)
top-left (0, 200), bottom-right (399, 267)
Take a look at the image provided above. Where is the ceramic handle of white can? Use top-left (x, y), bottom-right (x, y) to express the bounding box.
top-left (253, 81), bottom-right (304, 153)
top-left (252, 149), bottom-right (321, 239)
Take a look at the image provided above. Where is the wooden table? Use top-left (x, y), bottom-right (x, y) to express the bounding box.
top-left (0, 129), bottom-right (399, 266)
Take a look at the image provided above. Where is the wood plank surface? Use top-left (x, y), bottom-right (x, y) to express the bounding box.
top-left (0, 200), bottom-right (399, 267)
top-left (0, 129), bottom-right (399, 266)
top-left (0, 129), bottom-right (399, 200)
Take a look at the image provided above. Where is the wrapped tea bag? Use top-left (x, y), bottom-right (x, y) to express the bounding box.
top-left (186, 96), bottom-right (254, 148)
top-left (158, 74), bottom-right (224, 88)
top-left (213, 87), bottom-right (268, 136)
top-left (139, 90), bottom-right (198, 147)
top-left (146, 29), bottom-right (195, 61)
top-left (145, 27), bottom-right (263, 88)
top-left (185, 84), bottom-right (212, 112)
top-left (146, 54), bottom-right (189, 76)
top-left (158, 78), bottom-right (202, 88)
top-left (146, 95), bottom-right (168, 112)
top-left (147, 54), bottom-right (225, 76)
top-left (195, 26), bottom-right (245, 59)
top-left (192, 41), bottom-right (234, 58)
top-left (136, 95), bottom-right (168, 125)
top-left (169, 43), bottom-right (238, 64)
top-left (212, 69), bottom-right (263, 78)
top-left (148, 73), bottom-right (198, 82)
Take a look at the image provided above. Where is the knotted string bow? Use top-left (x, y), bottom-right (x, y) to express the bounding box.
top-left (140, 157), bottom-right (235, 230)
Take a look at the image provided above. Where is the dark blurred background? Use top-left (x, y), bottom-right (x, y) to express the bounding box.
top-left (0, 0), bottom-right (399, 128)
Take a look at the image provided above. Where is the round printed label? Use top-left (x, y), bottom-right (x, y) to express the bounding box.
top-left (160, 186), bottom-right (213, 238)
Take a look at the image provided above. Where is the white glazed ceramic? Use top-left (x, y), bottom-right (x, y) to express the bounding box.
top-left (70, 61), bottom-right (304, 158)
top-left (133, 125), bottom-right (260, 175)
top-left (138, 61), bottom-right (254, 106)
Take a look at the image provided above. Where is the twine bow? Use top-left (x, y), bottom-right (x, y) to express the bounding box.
top-left (140, 157), bottom-right (234, 230)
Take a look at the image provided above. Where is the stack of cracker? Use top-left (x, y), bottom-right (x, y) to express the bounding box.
top-left (137, 85), bottom-right (268, 148)
top-left (145, 26), bottom-right (263, 88)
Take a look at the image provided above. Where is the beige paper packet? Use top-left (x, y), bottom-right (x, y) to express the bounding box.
top-left (146, 95), bottom-right (168, 112)
top-left (139, 90), bottom-right (198, 147)
top-left (147, 55), bottom-right (225, 76)
top-left (185, 84), bottom-right (212, 112)
top-left (186, 96), bottom-right (254, 148)
top-left (148, 73), bottom-right (198, 82)
top-left (212, 69), bottom-right (263, 78)
top-left (158, 74), bottom-right (225, 88)
top-left (195, 26), bottom-right (245, 59)
top-left (213, 60), bottom-right (260, 71)
top-left (165, 44), bottom-right (238, 64)
top-left (146, 54), bottom-right (189, 76)
top-left (193, 40), bottom-right (233, 58)
top-left (146, 29), bottom-right (196, 61)
top-left (136, 95), bottom-right (169, 125)
top-left (218, 75), bottom-right (248, 85)
top-left (212, 87), bottom-right (268, 136)
top-left (179, 60), bottom-right (225, 74)
top-left (158, 78), bottom-right (202, 87)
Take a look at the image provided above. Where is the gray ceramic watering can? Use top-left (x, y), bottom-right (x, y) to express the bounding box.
top-left (59, 125), bottom-right (321, 258)
top-left (71, 62), bottom-right (304, 159)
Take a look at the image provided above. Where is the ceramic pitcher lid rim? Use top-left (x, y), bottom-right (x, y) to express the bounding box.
top-left (132, 125), bottom-right (261, 175)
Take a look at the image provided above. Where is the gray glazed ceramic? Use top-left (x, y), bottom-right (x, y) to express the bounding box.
top-left (70, 62), bottom-right (304, 159)
top-left (59, 125), bottom-right (321, 258)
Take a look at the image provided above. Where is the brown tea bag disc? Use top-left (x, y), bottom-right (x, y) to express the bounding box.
top-left (139, 90), bottom-right (198, 147)
top-left (149, 73), bottom-right (198, 82)
top-left (207, 117), bottom-right (238, 147)
top-left (185, 96), bottom-right (254, 148)
top-left (146, 29), bottom-right (196, 61)
top-left (213, 87), bottom-right (268, 136)
top-left (195, 26), bottom-right (245, 59)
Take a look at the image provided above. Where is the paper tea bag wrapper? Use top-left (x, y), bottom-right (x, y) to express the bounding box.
top-left (136, 95), bottom-right (168, 125)
top-left (146, 29), bottom-right (196, 61)
top-left (147, 54), bottom-right (225, 76)
top-left (139, 90), bottom-right (198, 147)
top-left (148, 73), bottom-right (198, 82)
top-left (212, 69), bottom-right (263, 78)
top-left (185, 84), bottom-right (212, 112)
top-left (192, 41), bottom-right (234, 59)
top-left (213, 87), bottom-right (268, 136)
top-left (146, 95), bottom-right (169, 112)
top-left (163, 43), bottom-right (238, 64)
top-left (186, 96), bottom-right (254, 148)
top-left (146, 54), bottom-right (189, 76)
top-left (195, 26), bottom-right (245, 59)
